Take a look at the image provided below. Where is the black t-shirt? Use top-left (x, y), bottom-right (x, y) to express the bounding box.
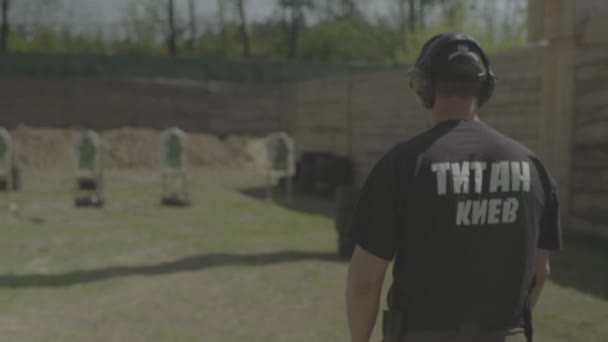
top-left (351, 120), bottom-right (562, 329)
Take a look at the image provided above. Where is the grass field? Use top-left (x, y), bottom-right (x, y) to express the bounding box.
top-left (0, 168), bottom-right (606, 342)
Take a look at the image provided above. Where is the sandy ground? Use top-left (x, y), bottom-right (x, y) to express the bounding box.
top-left (9, 125), bottom-right (271, 173)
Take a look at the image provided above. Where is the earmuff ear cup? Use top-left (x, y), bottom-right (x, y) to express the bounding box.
top-left (408, 67), bottom-right (435, 109)
top-left (478, 75), bottom-right (495, 107)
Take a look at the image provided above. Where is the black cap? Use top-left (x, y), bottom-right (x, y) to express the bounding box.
top-left (431, 41), bottom-right (487, 82)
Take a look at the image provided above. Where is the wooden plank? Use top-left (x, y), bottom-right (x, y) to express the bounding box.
top-left (296, 133), bottom-right (349, 155)
top-left (350, 112), bottom-right (400, 123)
top-left (573, 143), bottom-right (608, 166)
top-left (350, 98), bottom-right (397, 109)
top-left (576, 45), bottom-right (608, 67)
top-left (296, 103), bottom-right (348, 116)
top-left (351, 131), bottom-right (407, 145)
top-left (574, 121), bottom-right (608, 144)
top-left (481, 104), bottom-right (541, 116)
top-left (576, 0), bottom-right (608, 20)
top-left (295, 124), bottom-right (347, 135)
top-left (491, 52), bottom-right (540, 73)
top-left (574, 103), bottom-right (608, 126)
top-left (487, 91), bottom-right (540, 105)
top-left (350, 91), bottom-right (400, 103)
top-left (349, 71), bottom-right (407, 85)
top-left (569, 216), bottom-right (608, 239)
top-left (482, 109), bottom-right (541, 121)
top-left (572, 191), bottom-right (608, 214)
top-left (295, 116), bottom-right (346, 128)
top-left (295, 96), bottom-right (349, 105)
top-left (575, 77), bottom-right (608, 95)
top-left (573, 159), bottom-right (608, 171)
top-left (576, 62), bottom-right (608, 80)
top-left (572, 169), bottom-right (608, 191)
top-left (571, 209), bottom-right (608, 224)
top-left (582, 14), bottom-right (608, 45)
top-left (495, 79), bottom-right (541, 92)
top-left (351, 132), bottom-right (408, 148)
top-left (575, 87), bottom-right (608, 106)
top-left (295, 82), bottom-right (349, 102)
top-left (352, 119), bottom-right (408, 132)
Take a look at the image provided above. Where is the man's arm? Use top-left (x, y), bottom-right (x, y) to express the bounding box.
top-left (346, 246), bottom-right (390, 342)
top-left (529, 248), bottom-right (551, 308)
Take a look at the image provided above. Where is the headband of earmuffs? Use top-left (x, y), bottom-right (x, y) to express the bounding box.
top-left (408, 33), bottom-right (496, 109)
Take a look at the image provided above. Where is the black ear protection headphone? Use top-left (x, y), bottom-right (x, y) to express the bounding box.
top-left (408, 33), bottom-right (496, 109)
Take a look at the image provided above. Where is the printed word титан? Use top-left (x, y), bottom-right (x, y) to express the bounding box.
top-left (431, 161), bottom-right (531, 226)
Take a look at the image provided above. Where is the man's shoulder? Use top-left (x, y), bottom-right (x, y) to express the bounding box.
top-left (480, 121), bottom-right (538, 157)
top-left (385, 127), bottom-right (446, 159)
top-left (379, 120), bottom-right (541, 166)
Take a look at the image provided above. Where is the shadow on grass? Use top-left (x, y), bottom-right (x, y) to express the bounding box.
top-left (550, 233), bottom-right (608, 300)
top-left (239, 187), bottom-right (335, 218)
top-left (0, 250), bottom-right (347, 288)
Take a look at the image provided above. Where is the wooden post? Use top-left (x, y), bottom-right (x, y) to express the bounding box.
top-left (530, 0), bottom-right (576, 225)
top-left (0, 128), bottom-right (12, 196)
top-left (266, 172), bottom-right (273, 202)
top-left (285, 175), bottom-right (293, 206)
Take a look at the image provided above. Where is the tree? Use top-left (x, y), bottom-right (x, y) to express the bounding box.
top-left (481, 0), bottom-right (497, 40)
top-left (441, 0), bottom-right (464, 27)
top-left (299, 13), bottom-right (395, 63)
top-left (167, 0), bottom-right (178, 56)
top-left (279, 0), bottom-right (313, 59)
top-left (322, 0), bottom-right (334, 20)
top-left (416, 0), bottom-right (441, 29)
top-left (123, 0), bottom-right (164, 52)
top-left (390, 0), bottom-right (408, 53)
top-left (121, 0), bottom-right (186, 55)
top-left (408, 0), bottom-right (415, 32)
top-left (217, 0), bottom-right (227, 55)
top-left (396, 0), bottom-right (406, 33)
top-left (187, 0), bottom-right (197, 51)
top-left (234, 0), bottom-right (250, 58)
top-left (0, 0), bottom-right (9, 52)
top-left (418, 0), bottom-right (425, 28)
top-left (338, 0), bottom-right (356, 16)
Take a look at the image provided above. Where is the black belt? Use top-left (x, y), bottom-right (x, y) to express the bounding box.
top-left (405, 317), bottom-right (525, 334)
top-left (383, 311), bottom-right (527, 342)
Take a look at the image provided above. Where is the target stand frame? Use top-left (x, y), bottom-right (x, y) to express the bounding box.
top-left (159, 128), bottom-right (191, 208)
top-left (161, 170), bottom-right (191, 207)
top-left (74, 173), bottom-right (105, 208)
top-left (73, 130), bottom-right (104, 208)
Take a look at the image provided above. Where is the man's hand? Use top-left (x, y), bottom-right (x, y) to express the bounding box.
top-left (529, 248), bottom-right (551, 308)
top-left (346, 246), bottom-right (390, 342)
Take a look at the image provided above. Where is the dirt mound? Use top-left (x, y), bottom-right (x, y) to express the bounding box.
top-left (11, 126), bottom-right (75, 172)
top-left (9, 126), bottom-right (268, 172)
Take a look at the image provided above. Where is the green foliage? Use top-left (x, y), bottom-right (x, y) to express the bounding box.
top-left (394, 4), bottom-right (527, 63)
top-left (299, 14), bottom-right (378, 63)
top-left (2, 0), bottom-right (527, 64)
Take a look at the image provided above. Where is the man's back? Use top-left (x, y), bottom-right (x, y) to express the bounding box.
top-left (346, 33), bottom-right (561, 342)
top-left (352, 120), bottom-right (560, 330)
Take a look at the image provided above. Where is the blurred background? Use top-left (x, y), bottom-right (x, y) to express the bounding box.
top-left (0, 0), bottom-right (607, 341)
top-left (1, 0), bottom-right (526, 60)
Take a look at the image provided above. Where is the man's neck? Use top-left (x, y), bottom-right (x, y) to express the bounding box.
top-left (429, 97), bottom-right (479, 125)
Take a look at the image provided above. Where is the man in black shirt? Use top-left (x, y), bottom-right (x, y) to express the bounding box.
top-left (345, 33), bottom-right (562, 342)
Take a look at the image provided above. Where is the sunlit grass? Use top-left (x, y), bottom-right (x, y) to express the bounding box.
top-left (0, 168), bottom-right (605, 341)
